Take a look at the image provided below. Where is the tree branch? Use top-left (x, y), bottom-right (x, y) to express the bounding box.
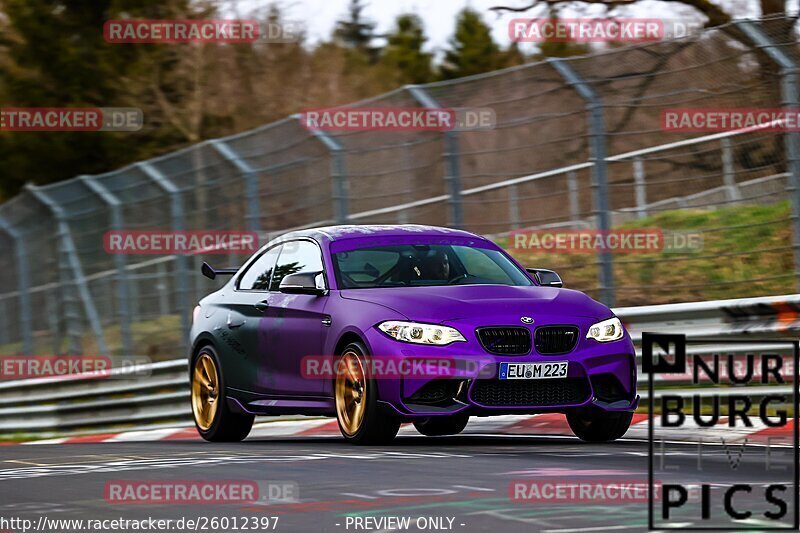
top-left (490, 0), bottom-right (732, 27)
top-left (491, 0), bottom-right (639, 14)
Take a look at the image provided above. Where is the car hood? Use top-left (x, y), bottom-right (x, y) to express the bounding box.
top-left (340, 284), bottom-right (611, 324)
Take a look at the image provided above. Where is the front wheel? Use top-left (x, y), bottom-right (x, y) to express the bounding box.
top-left (335, 342), bottom-right (400, 445)
top-left (414, 414), bottom-right (469, 436)
top-left (191, 346), bottom-right (254, 442)
top-left (567, 409), bottom-right (633, 442)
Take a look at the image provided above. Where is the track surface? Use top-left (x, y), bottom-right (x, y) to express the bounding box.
top-left (0, 428), bottom-right (795, 533)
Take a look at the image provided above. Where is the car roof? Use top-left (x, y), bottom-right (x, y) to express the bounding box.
top-left (272, 224), bottom-right (483, 245)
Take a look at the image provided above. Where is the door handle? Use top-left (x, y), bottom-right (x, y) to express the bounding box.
top-left (254, 300), bottom-right (270, 312)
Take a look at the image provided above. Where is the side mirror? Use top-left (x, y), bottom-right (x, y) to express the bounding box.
top-left (526, 268), bottom-right (563, 288)
top-left (279, 272), bottom-right (327, 296)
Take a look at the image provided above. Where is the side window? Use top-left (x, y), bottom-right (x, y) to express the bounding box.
top-left (271, 240), bottom-right (324, 291)
top-left (238, 245), bottom-right (281, 291)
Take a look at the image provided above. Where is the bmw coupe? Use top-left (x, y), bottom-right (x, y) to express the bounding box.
top-left (189, 225), bottom-right (638, 444)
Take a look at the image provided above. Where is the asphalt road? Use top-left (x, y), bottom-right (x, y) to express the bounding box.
top-left (0, 433), bottom-right (796, 533)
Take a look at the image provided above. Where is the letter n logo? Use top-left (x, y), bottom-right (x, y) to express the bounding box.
top-left (642, 332), bottom-right (686, 374)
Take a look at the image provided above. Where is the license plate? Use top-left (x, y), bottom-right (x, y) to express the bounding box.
top-left (499, 361), bottom-right (568, 380)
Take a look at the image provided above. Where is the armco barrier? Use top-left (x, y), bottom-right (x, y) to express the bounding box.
top-left (0, 294), bottom-right (798, 435)
top-left (0, 360), bottom-right (188, 433)
top-left (619, 293), bottom-right (800, 342)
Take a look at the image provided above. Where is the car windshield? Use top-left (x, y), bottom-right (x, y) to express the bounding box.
top-left (332, 244), bottom-right (533, 289)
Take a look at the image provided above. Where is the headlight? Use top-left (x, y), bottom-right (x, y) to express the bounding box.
top-left (378, 321), bottom-right (466, 345)
top-left (586, 317), bottom-right (624, 342)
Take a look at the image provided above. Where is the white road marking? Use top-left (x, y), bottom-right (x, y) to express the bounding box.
top-left (544, 524), bottom-right (694, 533)
top-left (106, 428), bottom-right (186, 442)
top-left (23, 438), bottom-right (68, 445)
top-left (0, 451), bottom-right (473, 481)
top-left (248, 419), bottom-right (333, 438)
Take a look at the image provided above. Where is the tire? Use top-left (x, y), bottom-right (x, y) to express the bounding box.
top-left (414, 413), bottom-right (469, 436)
top-left (567, 409), bottom-right (633, 442)
top-left (191, 345), bottom-right (254, 442)
top-left (335, 342), bottom-right (401, 445)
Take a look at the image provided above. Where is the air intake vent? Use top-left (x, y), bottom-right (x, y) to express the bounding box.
top-left (476, 327), bottom-right (531, 355)
top-left (534, 326), bottom-right (579, 355)
top-left (470, 378), bottom-right (590, 406)
top-left (590, 374), bottom-right (629, 403)
top-left (407, 380), bottom-right (461, 404)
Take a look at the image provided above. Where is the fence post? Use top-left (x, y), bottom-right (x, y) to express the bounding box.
top-left (210, 140), bottom-right (261, 234)
top-left (137, 162), bottom-right (190, 352)
top-left (738, 21), bottom-right (800, 292)
top-left (508, 185), bottom-right (521, 230)
top-left (295, 116), bottom-right (348, 224)
top-left (397, 141), bottom-right (415, 224)
top-left (567, 171), bottom-right (580, 226)
top-left (0, 297), bottom-right (7, 346)
top-left (157, 261), bottom-right (170, 316)
top-left (633, 158), bottom-right (648, 219)
top-left (406, 85), bottom-right (464, 229)
top-left (209, 140), bottom-right (260, 298)
top-left (46, 287), bottom-right (61, 354)
top-left (720, 137), bottom-right (741, 203)
top-left (79, 176), bottom-right (133, 355)
top-left (26, 184), bottom-right (109, 354)
top-left (0, 216), bottom-right (34, 354)
top-left (550, 58), bottom-right (615, 306)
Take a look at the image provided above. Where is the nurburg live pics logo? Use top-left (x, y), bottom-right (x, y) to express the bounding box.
top-left (643, 332), bottom-right (799, 530)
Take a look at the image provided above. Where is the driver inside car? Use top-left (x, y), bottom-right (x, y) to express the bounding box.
top-left (421, 249), bottom-right (450, 281)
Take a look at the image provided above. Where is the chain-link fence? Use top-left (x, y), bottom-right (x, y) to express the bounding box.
top-left (1, 16), bottom-right (798, 358)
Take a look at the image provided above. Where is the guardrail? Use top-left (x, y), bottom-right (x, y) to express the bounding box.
top-left (0, 360), bottom-right (188, 433)
top-left (0, 294), bottom-right (797, 435)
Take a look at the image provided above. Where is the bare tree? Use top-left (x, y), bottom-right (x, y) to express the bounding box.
top-left (489, 0), bottom-right (764, 27)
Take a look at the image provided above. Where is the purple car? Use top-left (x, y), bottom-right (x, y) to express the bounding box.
top-left (189, 225), bottom-right (638, 444)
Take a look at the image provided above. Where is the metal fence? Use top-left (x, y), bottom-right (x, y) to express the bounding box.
top-left (0, 16), bottom-right (799, 357)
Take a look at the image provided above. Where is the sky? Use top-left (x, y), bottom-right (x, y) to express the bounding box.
top-left (232, 0), bottom-right (799, 54)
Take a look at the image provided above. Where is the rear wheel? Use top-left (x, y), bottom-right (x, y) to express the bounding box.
top-left (191, 346), bottom-right (254, 442)
top-left (567, 409), bottom-right (633, 442)
top-left (335, 342), bottom-right (400, 445)
top-left (414, 413), bottom-right (469, 436)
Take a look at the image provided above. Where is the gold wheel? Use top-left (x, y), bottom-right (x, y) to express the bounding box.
top-left (335, 350), bottom-right (367, 436)
top-left (192, 353), bottom-right (219, 431)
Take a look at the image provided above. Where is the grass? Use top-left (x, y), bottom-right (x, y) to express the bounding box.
top-left (500, 201), bottom-right (794, 306)
top-left (0, 315), bottom-right (183, 360)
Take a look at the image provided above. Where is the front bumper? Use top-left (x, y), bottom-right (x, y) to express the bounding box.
top-left (362, 326), bottom-right (638, 418)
